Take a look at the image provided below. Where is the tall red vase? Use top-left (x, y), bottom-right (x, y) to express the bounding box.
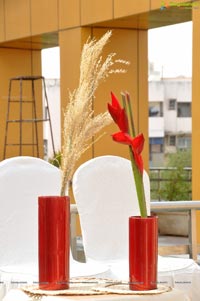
top-left (38, 196), bottom-right (70, 290)
top-left (129, 215), bottom-right (158, 291)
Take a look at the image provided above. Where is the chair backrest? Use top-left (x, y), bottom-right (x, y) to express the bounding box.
top-left (72, 155), bottom-right (150, 263)
top-left (0, 156), bottom-right (61, 267)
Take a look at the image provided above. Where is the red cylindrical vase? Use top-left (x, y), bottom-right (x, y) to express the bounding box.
top-left (38, 196), bottom-right (70, 290)
top-left (129, 215), bottom-right (158, 291)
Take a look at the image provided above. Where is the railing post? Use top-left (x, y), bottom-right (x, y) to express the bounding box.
top-left (189, 209), bottom-right (198, 260)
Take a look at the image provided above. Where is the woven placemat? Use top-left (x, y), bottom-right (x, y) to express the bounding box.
top-left (21, 278), bottom-right (115, 296)
top-left (21, 278), bottom-right (171, 297)
top-left (94, 283), bottom-right (172, 295)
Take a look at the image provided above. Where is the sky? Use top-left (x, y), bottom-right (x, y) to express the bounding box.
top-left (41, 21), bottom-right (192, 79)
top-left (42, 46), bottom-right (60, 79)
top-left (148, 21), bottom-right (192, 78)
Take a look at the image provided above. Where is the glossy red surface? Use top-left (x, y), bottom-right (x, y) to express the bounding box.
top-left (38, 196), bottom-right (70, 290)
top-left (129, 215), bottom-right (158, 291)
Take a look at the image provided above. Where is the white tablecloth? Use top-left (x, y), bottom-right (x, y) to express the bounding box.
top-left (2, 287), bottom-right (190, 301)
top-left (1, 257), bottom-right (198, 301)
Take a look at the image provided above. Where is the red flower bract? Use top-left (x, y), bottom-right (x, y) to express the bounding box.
top-left (108, 92), bottom-right (128, 133)
top-left (108, 91), bottom-right (147, 217)
top-left (112, 132), bottom-right (144, 174)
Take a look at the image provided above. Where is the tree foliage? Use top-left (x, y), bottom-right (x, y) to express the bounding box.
top-left (150, 149), bottom-right (191, 201)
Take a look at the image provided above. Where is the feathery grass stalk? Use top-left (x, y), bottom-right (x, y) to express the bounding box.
top-left (60, 31), bottom-right (129, 196)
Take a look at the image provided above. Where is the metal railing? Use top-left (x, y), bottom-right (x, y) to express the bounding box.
top-left (149, 167), bottom-right (192, 201)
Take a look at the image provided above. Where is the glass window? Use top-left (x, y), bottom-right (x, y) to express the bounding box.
top-left (177, 102), bottom-right (191, 117)
top-left (168, 99), bottom-right (176, 110)
top-left (149, 137), bottom-right (164, 153)
top-left (151, 144), bottom-right (163, 153)
top-left (177, 136), bottom-right (191, 149)
top-left (150, 137), bottom-right (164, 145)
top-left (169, 135), bottom-right (176, 146)
top-left (149, 102), bottom-right (163, 117)
top-left (43, 139), bottom-right (48, 157)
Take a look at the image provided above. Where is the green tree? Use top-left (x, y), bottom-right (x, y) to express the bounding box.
top-left (160, 149), bottom-right (191, 201)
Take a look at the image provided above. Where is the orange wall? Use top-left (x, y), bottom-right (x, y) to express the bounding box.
top-left (5, 0), bottom-right (31, 41)
top-left (0, 0), bottom-right (190, 44)
top-left (92, 28), bottom-right (149, 169)
top-left (0, 48), bottom-right (43, 159)
top-left (59, 0), bottom-right (81, 29)
top-left (192, 6), bottom-right (200, 243)
top-left (31, 0), bottom-right (58, 35)
top-left (81, 0), bottom-right (113, 25)
top-left (59, 27), bottom-right (148, 169)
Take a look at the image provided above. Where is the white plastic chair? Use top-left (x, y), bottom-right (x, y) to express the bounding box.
top-left (72, 155), bottom-right (200, 300)
top-left (0, 156), bottom-right (107, 301)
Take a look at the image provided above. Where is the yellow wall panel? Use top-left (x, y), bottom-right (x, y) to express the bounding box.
top-left (59, 28), bottom-right (91, 106)
top-left (59, 0), bottom-right (80, 29)
top-left (81, 0), bottom-right (113, 25)
top-left (92, 28), bottom-right (148, 169)
top-left (31, 0), bottom-right (58, 35)
top-left (151, 0), bottom-right (195, 10)
top-left (5, 0), bottom-right (31, 41)
top-left (59, 27), bottom-right (148, 168)
top-left (138, 30), bottom-right (149, 170)
top-left (192, 5), bottom-right (200, 243)
top-left (114, 0), bottom-right (149, 18)
top-left (150, 0), bottom-right (163, 10)
top-left (0, 48), bottom-right (43, 159)
top-left (0, 0), bottom-right (5, 42)
top-left (92, 28), bottom-right (137, 159)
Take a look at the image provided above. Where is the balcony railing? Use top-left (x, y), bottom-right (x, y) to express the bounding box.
top-left (150, 167), bottom-right (192, 201)
top-left (70, 201), bottom-right (200, 261)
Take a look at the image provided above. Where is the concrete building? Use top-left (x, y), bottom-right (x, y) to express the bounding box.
top-left (149, 77), bottom-right (192, 166)
top-left (43, 78), bottom-right (61, 159)
top-left (44, 76), bottom-right (192, 167)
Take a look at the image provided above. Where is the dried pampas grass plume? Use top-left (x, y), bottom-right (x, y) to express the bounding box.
top-left (60, 30), bottom-right (129, 196)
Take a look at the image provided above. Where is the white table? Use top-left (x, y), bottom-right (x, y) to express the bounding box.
top-left (2, 287), bottom-right (190, 301)
top-left (0, 259), bottom-right (196, 301)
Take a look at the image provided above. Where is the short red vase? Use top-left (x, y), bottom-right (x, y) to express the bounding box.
top-left (129, 215), bottom-right (158, 291)
top-left (38, 196), bottom-right (70, 290)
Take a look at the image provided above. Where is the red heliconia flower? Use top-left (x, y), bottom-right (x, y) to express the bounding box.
top-left (131, 134), bottom-right (144, 174)
top-left (108, 91), bottom-right (147, 217)
top-left (112, 132), bottom-right (144, 174)
top-left (107, 92), bottom-right (128, 133)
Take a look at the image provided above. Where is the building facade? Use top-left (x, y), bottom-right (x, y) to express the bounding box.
top-left (44, 76), bottom-right (192, 167)
top-left (149, 77), bottom-right (192, 166)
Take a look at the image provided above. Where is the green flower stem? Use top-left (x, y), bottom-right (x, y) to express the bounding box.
top-left (129, 146), bottom-right (147, 217)
top-left (121, 93), bottom-right (147, 218)
top-left (121, 92), bottom-right (131, 136)
top-left (126, 92), bottom-right (136, 138)
top-left (121, 92), bottom-right (127, 116)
